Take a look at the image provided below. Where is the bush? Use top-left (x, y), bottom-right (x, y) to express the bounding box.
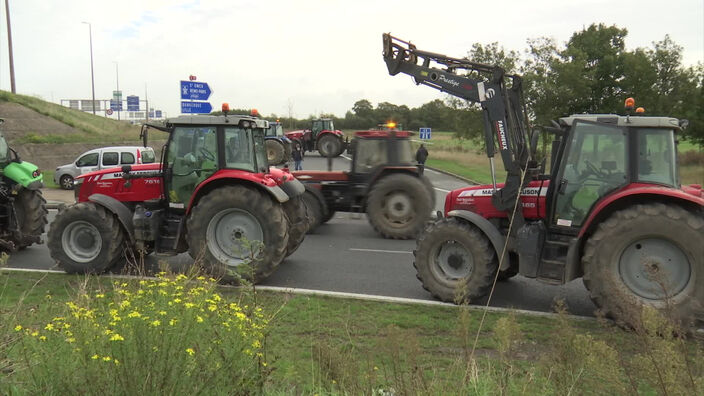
top-left (10, 273), bottom-right (269, 395)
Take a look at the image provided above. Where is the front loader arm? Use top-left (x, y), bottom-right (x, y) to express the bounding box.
top-left (382, 33), bottom-right (532, 218)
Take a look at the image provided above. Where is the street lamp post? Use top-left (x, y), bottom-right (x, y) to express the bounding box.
top-left (82, 22), bottom-right (96, 115)
top-left (114, 61), bottom-right (120, 120)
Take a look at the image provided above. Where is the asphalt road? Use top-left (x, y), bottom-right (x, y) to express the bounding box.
top-left (7, 153), bottom-right (599, 317)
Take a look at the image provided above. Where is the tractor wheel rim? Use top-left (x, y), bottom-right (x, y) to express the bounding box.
top-left (62, 221), bottom-right (102, 263)
top-left (434, 240), bottom-right (473, 280)
top-left (206, 208), bottom-right (264, 268)
top-left (619, 237), bottom-right (691, 300)
top-left (382, 192), bottom-right (413, 224)
top-left (61, 177), bottom-right (73, 189)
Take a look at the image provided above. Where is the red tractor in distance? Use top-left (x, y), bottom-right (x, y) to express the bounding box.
top-left (294, 127), bottom-right (435, 239)
top-left (384, 33), bottom-right (704, 330)
top-left (47, 108), bottom-right (309, 283)
top-left (285, 118), bottom-right (346, 158)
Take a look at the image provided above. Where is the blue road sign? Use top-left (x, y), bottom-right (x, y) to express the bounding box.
top-left (155, 110), bottom-right (162, 118)
top-left (181, 101), bottom-right (212, 114)
top-left (110, 100), bottom-right (122, 111)
top-left (127, 95), bottom-right (140, 112)
top-left (180, 81), bottom-right (212, 101)
top-left (419, 127), bottom-right (432, 139)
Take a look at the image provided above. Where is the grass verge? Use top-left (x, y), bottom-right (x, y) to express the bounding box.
top-left (2, 269), bottom-right (702, 394)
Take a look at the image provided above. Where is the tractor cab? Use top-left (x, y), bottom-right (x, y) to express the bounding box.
top-left (155, 115), bottom-right (270, 206)
top-left (263, 121), bottom-right (292, 165)
top-left (350, 130), bottom-right (415, 175)
top-left (548, 114), bottom-right (684, 230)
top-left (311, 119), bottom-right (334, 139)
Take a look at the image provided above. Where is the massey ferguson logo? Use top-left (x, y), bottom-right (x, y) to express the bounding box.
top-left (439, 74), bottom-right (460, 87)
top-left (495, 120), bottom-right (508, 150)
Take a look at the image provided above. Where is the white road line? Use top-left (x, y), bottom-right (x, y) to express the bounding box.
top-left (349, 248), bottom-right (413, 254)
top-left (434, 187), bottom-right (451, 193)
top-left (341, 154), bottom-right (352, 161)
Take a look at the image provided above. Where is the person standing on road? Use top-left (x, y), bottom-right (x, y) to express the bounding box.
top-left (292, 143), bottom-right (304, 171)
top-left (416, 144), bottom-right (428, 175)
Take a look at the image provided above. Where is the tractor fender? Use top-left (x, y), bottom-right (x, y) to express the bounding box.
top-left (280, 178), bottom-right (305, 199)
top-left (88, 193), bottom-right (135, 244)
top-left (447, 209), bottom-right (509, 270)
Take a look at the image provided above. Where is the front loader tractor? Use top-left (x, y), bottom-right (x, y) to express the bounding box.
top-left (47, 108), bottom-right (309, 283)
top-left (383, 33), bottom-right (704, 330)
top-left (0, 118), bottom-right (48, 251)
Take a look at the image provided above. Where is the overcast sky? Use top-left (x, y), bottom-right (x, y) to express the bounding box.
top-left (1, 0), bottom-right (702, 119)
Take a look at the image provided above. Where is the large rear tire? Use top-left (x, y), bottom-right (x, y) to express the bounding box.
top-left (366, 173), bottom-right (432, 239)
top-left (583, 203), bottom-right (704, 329)
top-left (414, 218), bottom-right (498, 303)
top-left (186, 185), bottom-right (288, 284)
top-left (282, 195), bottom-right (307, 256)
top-left (318, 135), bottom-right (342, 158)
top-left (14, 189), bottom-right (48, 249)
top-left (47, 202), bottom-right (125, 274)
top-left (265, 140), bottom-right (286, 165)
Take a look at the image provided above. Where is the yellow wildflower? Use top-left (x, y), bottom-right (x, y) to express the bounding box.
top-left (103, 356), bottom-right (112, 362)
top-left (31, 331), bottom-right (39, 337)
top-left (208, 305), bottom-right (217, 312)
top-left (92, 354), bottom-right (100, 360)
top-left (196, 316), bottom-right (204, 323)
top-left (44, 323), bottom-right (55, 331)
top-left (39, 336), bottom-right (47, 341)
top-left (184, 303), bottom-right (195, 309)
top-left (150, 320), bottom-right (161, 327)
top-left (127, 311), bottom-right (142, 318)
top-left (158, 311), bottom-right (167, 316)
top-left (14, 325), bottom-right (22, 331)
top-left (119, 300), bottom-right (131, 309)
top-left (95, 293), bottom-right (105, 298)
top-left (109, 334), bottom-right (124, 342)
top-left (185, 348), bottom-right (195, 356)
top-left (169, 319), bottom-right (177, 326)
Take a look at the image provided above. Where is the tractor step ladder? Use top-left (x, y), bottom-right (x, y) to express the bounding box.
top-left (536, 238), bottom-right (569, 283)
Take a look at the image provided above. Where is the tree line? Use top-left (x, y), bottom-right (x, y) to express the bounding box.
top-left (236, 24), bottom-right (703, 145)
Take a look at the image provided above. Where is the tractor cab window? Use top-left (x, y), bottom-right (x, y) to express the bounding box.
top-left (224, 127), bottom-right (253, 171)
top-left (554, 121), bottom-right (627, 228)
top-left (0, 134), bottom-right (9, 163)
top-left (636, 128), bottom-right (677, 187)
top-left (397, 139), bottom-right (414, 164)
top-left (266, 123), bottom-right (284, 138)
top-left (354, 139), bottom-right (388, 173)
top-left (166, 126), bottom-right (218, 204)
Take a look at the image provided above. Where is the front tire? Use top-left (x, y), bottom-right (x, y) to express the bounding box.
top-left (367, 174), bottom-right (432, 239)
top-left (60, 175), bottom-right (74, 190)
top-left (582, 203), bottom-right (704, 329)
top-left (47, 202), bottom-right (125, 274)
top-left (318, 135), bottom-right (342, 158)
top-left (301, 190), bottom-right (323, 233)
top-left (414, 218), bottom-right (498, 303)
top-left (186, 185), bottom-right (288, 284)
top-left (282, 195), bottom-right (307, 256)
top-left (265, 140), bottom-right (286, 165)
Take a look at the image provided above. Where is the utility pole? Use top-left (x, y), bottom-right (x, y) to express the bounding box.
top-left (82, 22), bottom-right (96, 114)
top-left (4, 0), bottom-right (16, 93)
top-left (114, 61), bottom-right (120, 120)
top-left (145, 83), bottom-right (149, 122)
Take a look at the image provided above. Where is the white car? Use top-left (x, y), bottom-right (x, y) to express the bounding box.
top-left (54, 146), bottom-right (156, 189)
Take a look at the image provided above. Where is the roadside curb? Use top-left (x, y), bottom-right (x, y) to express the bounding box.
top-left (425, 166), bottom-right (481, 185)
top-left (0, 267), bottom-right (596, 322)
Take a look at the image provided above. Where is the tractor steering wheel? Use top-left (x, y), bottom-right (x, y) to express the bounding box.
top-left (584, 160), bottom-right (606, 178)
top-left (199, 148), bottom-right (215, 161)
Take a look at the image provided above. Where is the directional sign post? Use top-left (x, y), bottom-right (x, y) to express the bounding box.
top-left (180, 80), bottom-right (212, 114)
top-left (126, 95), bottom-right (140, 112)
top-left (419, 127), bottom-right (432, 140)
top-left (181, 101), bottom-right (212, 114)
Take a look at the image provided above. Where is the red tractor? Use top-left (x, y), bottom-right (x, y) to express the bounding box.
top-left (384, 34), bottom-right (704, 329)
top-left (294, 128), bottom-right (435, 239)
top-left (47, 109), bottom-right (309, 283)
top-left (285, 118), bottom-right (346, 157)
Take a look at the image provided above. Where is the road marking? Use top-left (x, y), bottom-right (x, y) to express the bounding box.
top-left (341, 154), bottom-right (352, 161)
top-left (349, 248), bottom-right (412, 254)
top-left (434, 187), bottom-right (451, 193)
top-left (0, 267), bottom-right (596, 320)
